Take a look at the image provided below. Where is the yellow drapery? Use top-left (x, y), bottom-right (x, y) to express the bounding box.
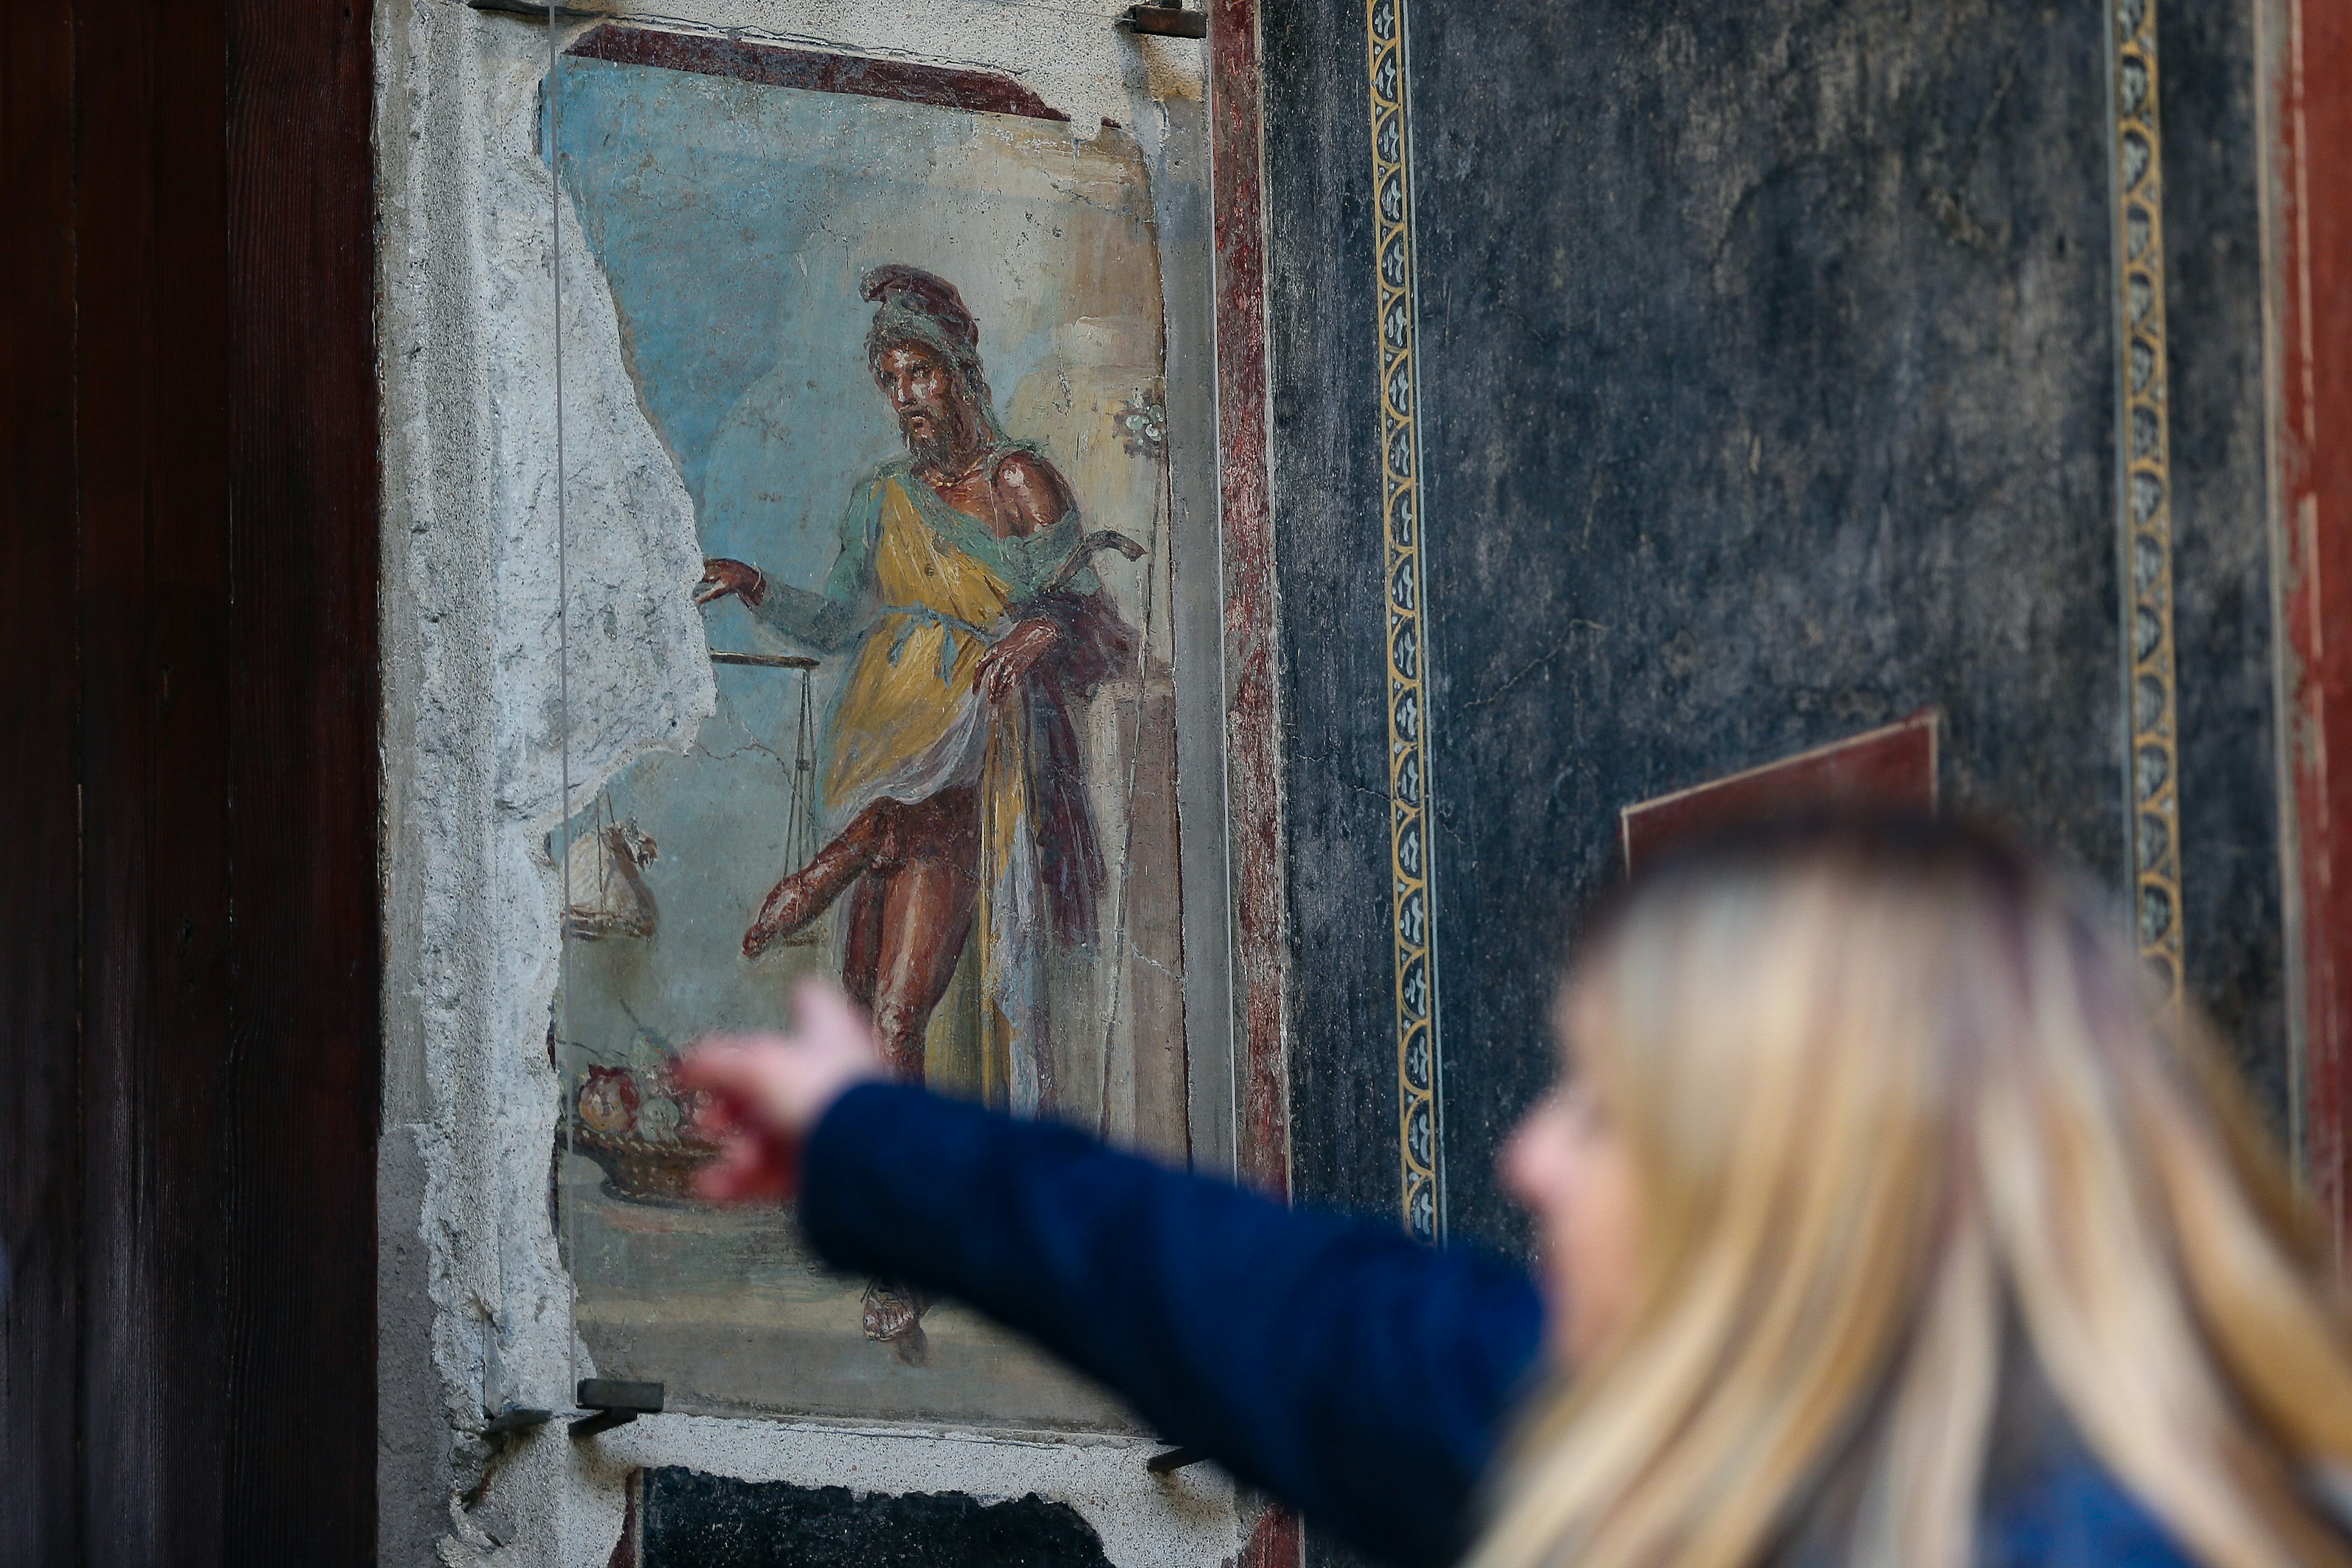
top-left (823, 477), bottom-right (1046, 1111)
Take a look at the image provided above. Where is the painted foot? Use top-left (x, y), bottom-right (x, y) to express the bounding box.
top-left (861, 1280), bottom-right (931, 1366)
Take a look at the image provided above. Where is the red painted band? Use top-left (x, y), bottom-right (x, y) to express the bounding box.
top-left (566, 26), bottom-right (1069, 123)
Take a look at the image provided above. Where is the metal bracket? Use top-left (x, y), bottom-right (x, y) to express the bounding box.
top-left (466, 0), bottom-right (615, 21)
top-left (709, 650), bottom-right (818, 670)
top-left (1124, 2), bottom-right (1207, 39)
top-left (569, 1378), bottom-right (665, 1439)
top-left (483, 1404), bottom-right (554, 1438)
top-left (1146, 1445), bottom-right (1208, 1474)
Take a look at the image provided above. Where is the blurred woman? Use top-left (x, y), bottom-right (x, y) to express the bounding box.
top-left (682, 812), bottom-right (2352, 1568)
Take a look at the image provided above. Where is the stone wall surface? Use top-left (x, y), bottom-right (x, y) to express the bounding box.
top-left (374, 2), bottom-right (1232, 1562)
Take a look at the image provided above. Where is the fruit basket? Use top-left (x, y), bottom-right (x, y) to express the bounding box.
top-left (570, 1122), bottom-right (722, 1205)
top-left (570, 1061), bottom-right (720, 1205)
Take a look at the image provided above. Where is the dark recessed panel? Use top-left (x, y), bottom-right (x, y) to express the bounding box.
top-left (639, 1469), bottom-right (1114, 1568)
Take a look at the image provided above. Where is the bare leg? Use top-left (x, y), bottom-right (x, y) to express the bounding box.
top-left (849, 792), bottom-right (977, 1365)
top-left (859, 852), bottom-right (968, 1366)
top-left (842, 869), bottom-right (937, 1362)
top-left (839, 873), bottom-right (886, 1014)
top-left (869, 850), bottom-right (979, 1080)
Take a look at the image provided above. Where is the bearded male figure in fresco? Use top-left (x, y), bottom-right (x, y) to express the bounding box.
top-left (698, 270), bottom-right (1140, 1338)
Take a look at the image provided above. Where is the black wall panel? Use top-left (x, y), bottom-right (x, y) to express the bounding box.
top-left (1264, 0), bottom-right (1401, 1226)
top-left (639, 1469), bottom-right (1114, 1568)
top-left (2158, 0), bottom-right (2287, 1111)
top-left (1261, 0), bottom-right (2283, 1295)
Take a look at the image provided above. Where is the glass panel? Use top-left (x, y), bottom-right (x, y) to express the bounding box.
top-left (546, 28), bottom-right (1223, 1427)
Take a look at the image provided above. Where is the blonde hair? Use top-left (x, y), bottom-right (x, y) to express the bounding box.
top-left (1472, 815), bottom-right (2352, 1568)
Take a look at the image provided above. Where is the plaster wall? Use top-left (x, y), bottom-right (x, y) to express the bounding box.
top-left (373, 2), bottom-right (1231, 1562)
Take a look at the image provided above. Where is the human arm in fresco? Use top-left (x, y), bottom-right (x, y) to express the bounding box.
top-left (975, 451), bottom-right (1104, 703)
top-left (975, 450), bottom-right (1138, 704)
top-left (693, 478), bottom-right (882, 654)
top-left (798, 1082), bottom-right (1548, 1568)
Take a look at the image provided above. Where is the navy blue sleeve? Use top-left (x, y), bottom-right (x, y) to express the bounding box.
top-left (799, 1082), bottom-right (1547, 1568)
top-left (1978, 1464), bottom-right (2202, 1568)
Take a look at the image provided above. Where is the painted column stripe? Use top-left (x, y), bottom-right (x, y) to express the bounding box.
top-left (1365, 0), bottom-right (1442, 1243)
top-left (2113, 0), bottom-right (2184, 1000)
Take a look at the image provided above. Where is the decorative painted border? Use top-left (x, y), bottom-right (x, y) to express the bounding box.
top-left (1365, 0), bottom-right (1441, 1243)
top-left (2113, 0), bottom-right (2183, 1000)
top-left (565, 25), bottom-right (1068, 122)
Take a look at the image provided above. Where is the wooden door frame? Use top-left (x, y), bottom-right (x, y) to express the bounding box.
top-left (0, 4), bottom-right (86, 1558)
top-left (0, 0), bottom-right (380, 1559)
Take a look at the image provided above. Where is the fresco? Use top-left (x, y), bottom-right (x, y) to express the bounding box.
top-left (548, 44), bottom-right (1190, 1427)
